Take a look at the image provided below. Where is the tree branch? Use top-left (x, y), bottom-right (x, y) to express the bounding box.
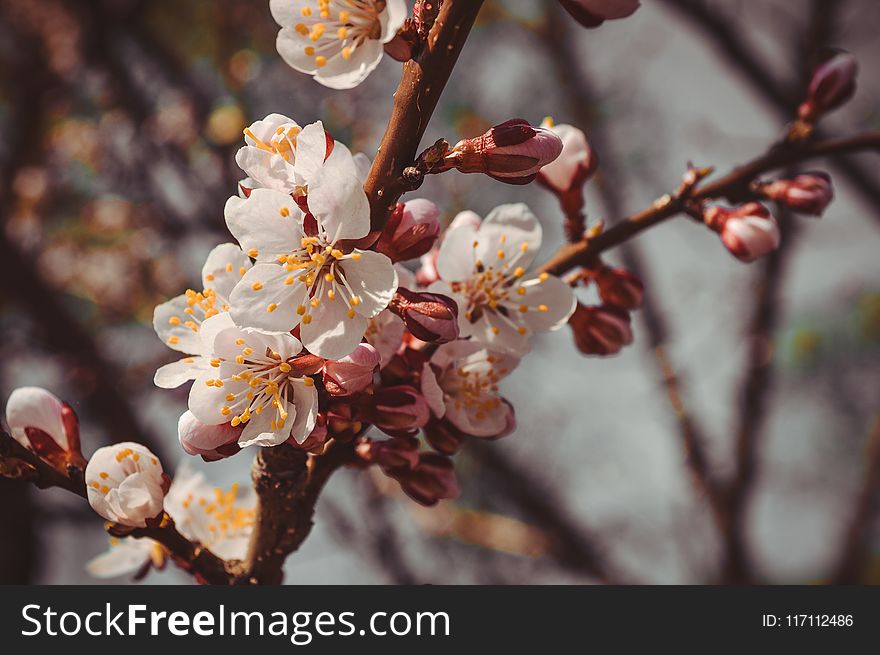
top-left (364, 0), bottom-right (485, 233)
top-left (538, 131), bottom-right (880, 277)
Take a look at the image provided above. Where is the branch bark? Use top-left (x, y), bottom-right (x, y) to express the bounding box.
top-left (364, 0), bottom-right (485, 233)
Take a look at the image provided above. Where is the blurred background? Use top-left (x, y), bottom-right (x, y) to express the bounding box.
top-left (1, 0), bottom-right (878, 584)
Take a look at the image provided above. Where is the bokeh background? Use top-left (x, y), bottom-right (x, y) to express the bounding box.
top-left (1, 0), bottom-right (878, 584)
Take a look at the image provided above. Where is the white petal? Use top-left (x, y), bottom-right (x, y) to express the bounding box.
top-left (352, 153), bottom-right (372, 183)
top-left (238, 403), bottom-right (290, 448)
top-left (198, 312), bottom-right (236, 354)
top-left (342, 250), bottom-right (397, 318)
top-left (188, 371), bottom-right (245, 425)
top-left (365, 310), bottom-right (405, 367)
top-left (445, 394), bottom-right (513, 438)
top-left (300, 289), bottom-right (368, 360)
top-left (154, 357), bottom-right (208, 389)
top-left (229, 264), bottom-right (308, 333)
top-left (421, 365), bottom-right (446, 418)
top-left (86, 540), bottom-right (154, 578)
top-left (288, 379), bottom-right (318, 444)
top-left (291, 120), bottom-right (328, 184)
top-left (307, 168), bottom-right (370, 241)
top-left (513, 275), bottom-right (577, 333)
top-left (224, 190), bottom-right (304, 262)
top-left (477, 203), bottom-right (542, 269)
top-left (313, 39), bottom-right (384, 90)
top-left (201, 243), bottom-right (252, 301)
top-left (152, 294), bottom-right (203, 354)
top-left (436, 222), bottom-right (480, 282)
top-left (381, 0), bottom-right (409, 41)
top-left (234, 146), bottom-right (298, 192)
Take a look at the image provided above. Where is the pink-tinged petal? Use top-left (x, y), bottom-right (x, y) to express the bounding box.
top-left (229, 264), bottom-right (308, 333)
top-left (178, 410), bottom-right (240, 454)
top-left (152, 294), bottom-right (203, 354)
top-left (154, 357), bottom-right (208, 389)
top-left (201, 243), bottom-right (252, 301)
top-left (224, 189), bottom-right (304, 261)
top-left (420, 364), bottom-right (446, 418)
top-left (343, 250), bottom-right (398, 318)
top-left (287, 379), bottom-right (318, 444)
top-left (6, 386), bottom-right (68, 450)
top-left (324, 343), bottom-right (380, 395)
top-left (300, 289), bottom-right (369, 360)
top-left (365, 310), bottom-right (406, 367)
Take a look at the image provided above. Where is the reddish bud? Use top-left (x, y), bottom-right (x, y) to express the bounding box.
top-left (559, 0), bottom-right (640, 28)
top-left (5, 386), bottom-right (86, 471)
top-left (569, 303), bottom-right (634, 356)
top-left (375, 199), bottom-right (441, 262)
top-left (537, 118), bottom-right (598, 194)
top-left (323, 343), bottom-right (380, 396)
top-left (389, 287), bottom-right (460, 344)
top-left (423, 417), bottom-right (468, 455)
top-left (445, 119), bottom-right (563, 185)
top-left (366, 385), bottom-right (431, 436)
top-left (356, 435), bottom-right (420, 472)
top-left (595, 266), bottom-right (644, 310)
top-left (798, 52), bottom-right (858, 123)
top-left (704, 202), bottom-right (781, 262)
top-left (395, 453), bottom-right (460, 506)
top-left (760, 172), bottom-right (833, 216)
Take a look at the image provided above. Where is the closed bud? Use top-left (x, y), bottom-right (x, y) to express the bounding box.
top-left (559, 0), bottom-right (640, 28)
top-left (389, 287), bottom-right (460, 344)
top-left (595, 266), bottom-right (644, 310)
top-left (356, 435), bottom-right (420, 472)
top-left (395, 453), bottom-right (460, 506)
top-left (178, 410), bottom-right (241, 462)
top-left (85, 442), bottom-right (169, 527)
top-left (760, 172), bottom-right (833, 216)
top-left (5, 386), bottom-right (85, 471)
top-left (375, 199), bottom-right (441, 262)
top-left (798, 52), bottom-right (858, 123)
top-left (445, 119), bottom-right (563, 185)
top-left (423, 417), bottom-right (468, 455)
top-left (704, 202), bottom-right (781, 262)
top-left (569, 303), bottom-right (634, 356)
top-left (323, 343), bottom-right (380, 396)
top-left (366, 385), bottom-right (431, 436)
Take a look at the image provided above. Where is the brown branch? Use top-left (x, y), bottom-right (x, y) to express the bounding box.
top-left (364, 0), bottom-right (485, 233)
top-left (538, 131), bottom-right (880, 277)
top-left (658, 0), bottom-right (880, 224)
top-left (240, 439), bottom-right (359, 584)
top-left (831, 417), bottom-right (880, 583)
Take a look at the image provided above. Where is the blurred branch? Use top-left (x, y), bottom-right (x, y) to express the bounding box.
top-left (468, 440), bottom-right (621, 583)
top-left (541, 5), bottom-right (726, 530)
top-left (657, 0), bottom-right (880, 224)
top-left (364, 0), bottom-right (485, 233)
top-left (831, 417), bottom-right (880, 583)
top-left (538, 131), bottom-right (880, 277)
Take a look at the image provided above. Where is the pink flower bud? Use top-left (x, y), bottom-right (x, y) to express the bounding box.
top-left (356, 435), bottom-right (420, 472)
top-left (85, 442), bottom-right (169, 527)
top-left (366, 385), bottom-right (431, 436)
top-left (569, 303), bottom-right (634, 356)
top-left (761, 172), bottom-right (834, 216)
top-left (375, 199), bottom-right (441, 262)
top-left (704, 202), bottom-right (781, 262)
top-left (178, 410), bottom-right (242, 462)
top-left (446, 119), bottom-right (563, 185)
top-left (5, 386), bottom-right (85, 470)
top-left (395, 453), bottom-right (460, 506)
top-left (537, 119), bottom-right (598, 194)
top-left (323, 342), bottom-right (380, 396)
top-left (389, 287), bottom-right (460, 344)
top-left (595, 266), bottom-right (644, 310)
top-left (559, 0), bottom-right (640, 28)
top-left (798, 52), bottom-right (858, 123)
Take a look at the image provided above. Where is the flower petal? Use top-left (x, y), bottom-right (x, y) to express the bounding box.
top-left (477, 203), bottom-right (542, 269)
top-left (307, 168), bottom-right (370, 241)
top-left (154, 357), bottom-right (209, 389)
top-left (229, 264), bottom-right (308, 333)
top-left (201, 243), bottom-right (252, 301)
top-left (224, 189), bottom-right (304, 262)
top-left (152, 294), bottom-right (203, 354)
top-left (436, 221), bottom-right (480, 282)
top-left (287, 379), bottom-right (318, 444)
top-left (342, 250), bottom-right (397, 318)
top-left (299, 287), bottom-right (368, 360)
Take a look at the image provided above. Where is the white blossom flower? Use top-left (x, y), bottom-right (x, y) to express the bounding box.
top-left (430, 203), bottom-right (576, 355)
top-left (188, 314), bottom-right (319, 448)
top-left (153, 243), bottom-right (252, 389)
top-left (421, 341), bottom-right (518, 437)
top-left (226, 186), bottom-right (397, 360)
top-left (86, 466), bottom-right (255, 578)
top-left (86, 442), bottom-right (167, 527)
top-left (235, 115), bottom-right (360, 194)
top-left (270, 0), bottom-right (408, 90)
top-left (162, 465), bottom-right (255, 561)
top-left (86, 537), bottom-right (164, 579)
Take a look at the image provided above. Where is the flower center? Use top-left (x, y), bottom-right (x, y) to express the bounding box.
top-left (293, 0), bottom-right (385, 68)
top-left (443, 356), bottom-right (510, 421)
top-left (243, 124), bottom-right (302, 161)
top-left (181, 483), bottom-right (255, 543)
